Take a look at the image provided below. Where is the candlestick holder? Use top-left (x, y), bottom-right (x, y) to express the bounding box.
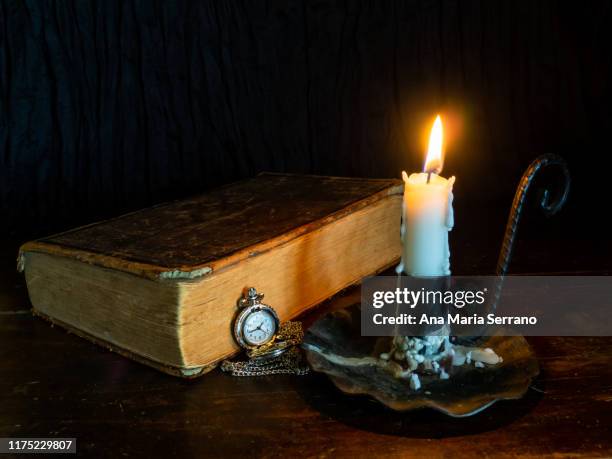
top-left (302, 154), bottom-right (570, 417)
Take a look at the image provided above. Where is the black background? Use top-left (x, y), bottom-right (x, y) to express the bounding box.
top-left (1, 0), bottom-right (611, 268)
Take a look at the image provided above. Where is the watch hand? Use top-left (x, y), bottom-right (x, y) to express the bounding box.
top-left (247, 324), bottom-right (264, 336)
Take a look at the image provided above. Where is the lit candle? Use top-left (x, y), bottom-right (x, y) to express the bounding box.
top-left (397, 115), bottom-right (455, 277)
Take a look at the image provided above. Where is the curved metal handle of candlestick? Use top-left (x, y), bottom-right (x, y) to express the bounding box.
top-left (456, 155), bottom-right (570, 344)
top-left (496, 153), bottom-right (571, 277)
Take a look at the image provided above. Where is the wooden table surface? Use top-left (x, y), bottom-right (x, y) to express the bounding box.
top-left (1, 208), bottom-right (611, 458)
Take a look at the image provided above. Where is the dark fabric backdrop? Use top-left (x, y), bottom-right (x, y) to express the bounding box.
top-left (1, 0), bottom-right (611, 237)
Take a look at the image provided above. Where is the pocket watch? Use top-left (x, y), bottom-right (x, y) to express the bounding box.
top-left (221, 287), bottom-right (309, 376)
top-left (234, 287), bottom-right (280, 350)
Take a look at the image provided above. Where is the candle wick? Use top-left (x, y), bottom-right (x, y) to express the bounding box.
top-left (427, 172), bottom-right (432, 184)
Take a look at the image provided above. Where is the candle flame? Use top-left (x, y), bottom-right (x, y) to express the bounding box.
top-left (424, 115), bottom-right (443, 174)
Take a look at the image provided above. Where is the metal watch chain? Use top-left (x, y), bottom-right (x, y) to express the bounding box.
top-left (221, 321), bottom-right (309, 376)
top-left (221, 346), bottom-right (308, 376)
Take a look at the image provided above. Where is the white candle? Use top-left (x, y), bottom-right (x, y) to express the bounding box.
top-left (397, 116), bottom-right (455, 277)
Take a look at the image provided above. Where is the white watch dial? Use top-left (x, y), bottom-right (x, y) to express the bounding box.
top-left (243, 310), bottom-right (276, 346)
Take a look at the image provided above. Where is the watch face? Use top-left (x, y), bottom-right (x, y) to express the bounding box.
top-left (242, 309), bottom-right (277, 346)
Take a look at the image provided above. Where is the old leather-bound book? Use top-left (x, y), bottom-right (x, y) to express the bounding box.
top-left (18, 173), bottom-right (402, 377)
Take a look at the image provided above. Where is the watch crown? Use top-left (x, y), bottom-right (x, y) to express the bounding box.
top-left (240, 287), bottom-right (264, 307)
